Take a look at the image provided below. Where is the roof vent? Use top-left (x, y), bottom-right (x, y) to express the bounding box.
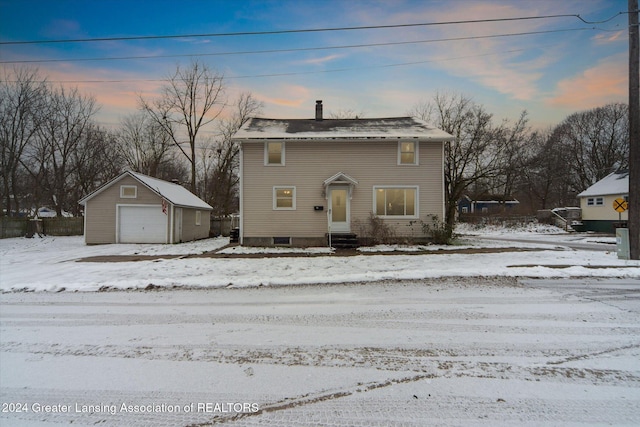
top-left (315, 100), bottom-right (323, 121)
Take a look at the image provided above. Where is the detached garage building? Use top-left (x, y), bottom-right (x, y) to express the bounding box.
top-left (79, 171), bottom-right (213, 244)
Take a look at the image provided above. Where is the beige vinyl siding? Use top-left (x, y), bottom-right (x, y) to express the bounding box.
top-left (242, 139), bottom-right (444, 240)
top-left (84, 175), bottom-right (170, 244)
top-left (180, 208), bottom-right (210, 242)
top-left (580, 194), bottom-right (628, 221)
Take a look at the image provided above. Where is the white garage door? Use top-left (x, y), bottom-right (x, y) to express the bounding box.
top-left (118, 205), bottom-right (167, 243)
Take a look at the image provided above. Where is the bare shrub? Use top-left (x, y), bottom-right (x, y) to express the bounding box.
top-left (354, 213), bottom-right (395, 246)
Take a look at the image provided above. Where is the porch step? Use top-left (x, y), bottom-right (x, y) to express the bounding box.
top-left (328, 233), bottom-right (359, 249)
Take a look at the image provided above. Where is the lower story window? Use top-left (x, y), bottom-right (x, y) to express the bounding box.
top-left (374, 187), bottom-right (417, 217)
top-left (273, 186), bottom-right (296, 210)
top-left (195, 210), bottom-right (201, 225)
top-left (587, 197), bottom-right (604, 206)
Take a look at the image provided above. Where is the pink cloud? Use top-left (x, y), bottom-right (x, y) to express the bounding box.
top-left (254, 85), bottom-right (310, 109)
top-left (299, 54), bottom-right (344, 65)
top-left (547, 54), bottom-right (627, 108)
top-left (360, 2), bottom-right (557, 100)
top-left (592, 31), bottom-right (624, 45)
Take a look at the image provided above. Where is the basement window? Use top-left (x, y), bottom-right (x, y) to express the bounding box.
top-left (273, 237), bottom-right (291, 245)
top-left (120, 185), bottom-right (137, 198)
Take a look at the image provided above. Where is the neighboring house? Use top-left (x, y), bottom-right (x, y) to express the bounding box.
top-left (458, 195), bottom-right (520, 215)
top-left (33, 207), bottom-right (57, 218)
top-left (231, 100), bottom-right (454, 247)
top-left (79, 171), bottom-right (213, 244)
top-left (576, 170), bottom-right (629, 232)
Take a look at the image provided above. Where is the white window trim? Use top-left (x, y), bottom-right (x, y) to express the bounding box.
top-left (120, 185), bottom-right (137, 198)
top-left (398, 141), bottom-right (419, 165)
top-left (373, 186), bottom-right (419, 218)
top-left (195, 210), bottom-right (201, 226)
top-left (264, 141), bottom-right (285, 166)
top-left (273, 186), bottom-right (296, 210)
top-left (596, 197), bottom-right (604, 206)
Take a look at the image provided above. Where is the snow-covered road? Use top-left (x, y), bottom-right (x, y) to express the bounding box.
top-left (2, 277), bottom-right (639, 426)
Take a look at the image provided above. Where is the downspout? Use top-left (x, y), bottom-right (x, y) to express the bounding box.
top-left (441, 140), bottom-right (446, 221)
top-left (170, 203), bottom-right (174, 244)
top-left (83, 203), bottom-right (88, 244)
top-left (327, 205), bottom-right (332, 248)
top-left (239, 142), bottom-right (244, 245)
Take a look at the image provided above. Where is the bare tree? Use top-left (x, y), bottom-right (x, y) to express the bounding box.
top-left (554, 103), bottom-right (629, 192)
top-left (411, 93), bottom-right (518, 229)
top-left (491, 110), bottom-right (531, 204)
top-left (327, 108), bottom-right (364, 119)
top-left (139, 60), bottom-right (225, 193)
top-left (518, 128), bottom-right (574, 210)
top-left (31, 85), bottom-right (99, 215)
top-left (0, 67), bottom-right (47, 216)
top-left (201, 92), bottom-right (263, 215)
top-left (116, 112), bottom-right (174, 177)
top-left (72, 124), bottom-right (122, 215)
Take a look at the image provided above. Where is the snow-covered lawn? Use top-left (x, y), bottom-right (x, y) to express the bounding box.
top-left (0, 225), bottom-right (638, 292)
top-left (2, 224), bottom-right (639, 426)
top-left (456, 222), bottom-right (617, 245)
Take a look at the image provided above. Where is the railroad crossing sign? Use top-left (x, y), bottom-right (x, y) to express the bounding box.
top-left (613, 198), bottom-right (628, 213)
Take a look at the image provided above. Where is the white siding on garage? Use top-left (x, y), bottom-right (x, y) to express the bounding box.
top-left (117, 205), bottom-right (167, 243)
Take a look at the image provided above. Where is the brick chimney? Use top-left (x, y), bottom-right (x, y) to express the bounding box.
top-left (315, 100), bottom-right (323, 121)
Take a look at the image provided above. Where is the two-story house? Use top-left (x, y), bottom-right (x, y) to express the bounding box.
top-left (232, 101), bottom-right (454, 247)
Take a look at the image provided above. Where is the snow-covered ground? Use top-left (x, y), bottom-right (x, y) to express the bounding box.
top-left (1, 225), bottom-right (639, 426)
top-left (0, 224), bottom-right (637, 292)
top-left (1, 278), bottom-right (639, 426)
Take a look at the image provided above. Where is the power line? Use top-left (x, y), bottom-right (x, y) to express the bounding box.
top-left (0, 12), bottom-right (626, 45)
top-left (8, 46), bottom-right (547, 84)
top-left (0, 27), bottom-right (600, 65)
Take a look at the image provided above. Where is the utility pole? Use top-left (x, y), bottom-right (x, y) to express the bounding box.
top-left (629, 0), bottom-right (639, 260)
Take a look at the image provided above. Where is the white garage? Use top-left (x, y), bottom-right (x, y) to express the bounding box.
top-left (117, 205), bottom-right (167, 243)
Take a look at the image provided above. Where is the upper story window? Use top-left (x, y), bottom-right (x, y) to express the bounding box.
top-left (265, 141), bottom-right (285, 166)
top-left (120, 185), bottom-right (137, 198)
top-left (398, 141), bottom-right (418, 165)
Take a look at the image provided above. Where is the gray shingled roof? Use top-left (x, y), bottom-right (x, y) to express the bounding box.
top-left (232, 117), bottom-right (454, 140)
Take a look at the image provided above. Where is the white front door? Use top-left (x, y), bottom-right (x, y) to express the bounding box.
top-left (329, 187), bottom-right (350, 233)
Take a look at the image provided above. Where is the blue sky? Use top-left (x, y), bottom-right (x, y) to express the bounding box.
top-left (0, 0), bottom-right (632, 130)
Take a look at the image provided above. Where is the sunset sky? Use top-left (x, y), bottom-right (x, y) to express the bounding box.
top-left (0, 0), bottom-right (632, 130)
